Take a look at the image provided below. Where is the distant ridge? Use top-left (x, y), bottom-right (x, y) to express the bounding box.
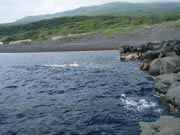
top-left (15, 2), bottom-right (180, 24)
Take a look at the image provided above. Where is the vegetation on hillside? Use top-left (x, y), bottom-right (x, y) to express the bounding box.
top-left (1, 14), bottom-right (180, 44)
top-left (15, 2), bottom-right (180, 24)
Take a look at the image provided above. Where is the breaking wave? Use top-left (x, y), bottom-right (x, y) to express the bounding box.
top-left (119, 94), bottom-right (161, 112)
top-left (43, 62), bottom-right (80, 68)
top-left (0, 51), bottom-right (167, 135)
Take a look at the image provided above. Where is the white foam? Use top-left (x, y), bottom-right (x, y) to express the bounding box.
top-left (120, 94), bottom-right (158, 112)
top-left (43, 62), bottom-right (80, 68)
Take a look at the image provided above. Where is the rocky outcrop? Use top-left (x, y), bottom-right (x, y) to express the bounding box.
top-left (120, 40), bottom-right (180, 108)
top-left (166, 86), bottom-right (180, 107)
top-left (140, 59), bottom-right (152, 71)
top-left (140, 116), bottom-right (180, 135)
top-left (148, 41), bottom-right (180, 108)
top-left (154, 73), bottom-right (180, 94)
top-left (140, 51), bottom-right (160, 61)
top-left (160, 40), bottom-right (180, 57)
top-left (120, 40), bottom-right (180, 135)
top-left (149, 59), bottom-right (161, 76)
top-left (160, 56), bottom-right (180, 74)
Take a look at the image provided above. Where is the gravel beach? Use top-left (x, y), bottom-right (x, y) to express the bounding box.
top-left (1, 24), bottom-right (180, 53)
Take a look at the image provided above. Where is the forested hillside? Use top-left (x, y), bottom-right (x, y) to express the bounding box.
top-left (15, 2), bottom-right (180, 24)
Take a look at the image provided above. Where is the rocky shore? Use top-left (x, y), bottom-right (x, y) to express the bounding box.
top-left (120, 39), bottom-right (180, 135)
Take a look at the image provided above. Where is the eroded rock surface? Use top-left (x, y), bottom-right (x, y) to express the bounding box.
top-left (120, 40), bottom-right (180, 135)
top-left (140, 116), bottom-right (180, 135)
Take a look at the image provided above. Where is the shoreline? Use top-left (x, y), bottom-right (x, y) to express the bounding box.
top-left (1, 25), bottom-right (180, 134)
top-left (1, 24), bottom-right (180, 53)
top-left (119, 39), bottom-right (180, 135)
top-left (0, 48), bottom-right (117, 54)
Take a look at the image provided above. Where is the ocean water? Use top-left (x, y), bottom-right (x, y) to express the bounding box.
top-left (0, 51), bottom-right (167, 135)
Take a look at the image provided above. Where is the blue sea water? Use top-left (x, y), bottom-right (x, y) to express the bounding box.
top-left (0, 51), bottom-right (167, 135)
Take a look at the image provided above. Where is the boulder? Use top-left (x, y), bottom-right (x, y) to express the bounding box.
top-left (121, 45), bottom-right (131, 53)
top-left (152, 42), bottom-right (163, 51)
top-left (160, 39), bottom-right (180, 57)
top-left (121, 43), bottom-right (154, 54)
top-left (160, 56), bottom-right (180, 74)
top-left (140, 51), bottom-right (160, 61)
top-left (140, 116), bottom-right (180, 135)
top-left (160, 42), bottom-right (175, 57)
top-left (175, 44), bottom-right (180, 56)
top-left (154, 73), bottom-right (178, 94)
top-left (149, 59), bottom-right (161, 76)
top-left (142, 42), bottom-right (153, 52)
top-left (140, 59), bottom-right (152, 71)
top-left (166, 86), bottom-right (180, 108)
top-left (170, 81), bottom-right (180, 89)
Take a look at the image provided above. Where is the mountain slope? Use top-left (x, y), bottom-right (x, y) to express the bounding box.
top-left (1, 14), bottom-right (180, 44)
top-left (15, 2), bottom-right (180, 24)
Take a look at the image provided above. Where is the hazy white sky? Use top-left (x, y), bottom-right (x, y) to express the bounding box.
top-left (0, 0), bottom-right (180, 23)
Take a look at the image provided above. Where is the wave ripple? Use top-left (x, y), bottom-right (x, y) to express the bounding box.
top-left (0, 51), bottom-right (168, 135)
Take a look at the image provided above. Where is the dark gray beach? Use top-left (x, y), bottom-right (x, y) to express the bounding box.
top-left (1, 24), bottom-right (180, 53)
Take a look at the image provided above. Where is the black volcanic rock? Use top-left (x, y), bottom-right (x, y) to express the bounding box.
top-left (140, 116), bottom-right (180, 135)
top-left (149, 59), bottom-right (161, 76)
top-left (160, 39), bottom-right (180, 57)
top-left (167, 86), bottom-right (180, 108)
top-left (125, 40), bottom-right (180, 135)
top-left (140, 51), bottom-right (160, 61)
top-left (154, 73), bottom-right (179, 94)
top-left (160, 56), bottom-right (180, 74)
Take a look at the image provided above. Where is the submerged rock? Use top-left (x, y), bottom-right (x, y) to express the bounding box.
top-left (140, 116), bottom-right (180, 135)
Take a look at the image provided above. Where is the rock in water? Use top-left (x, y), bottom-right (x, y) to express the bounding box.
top-left (140, 116), bottom-right (180, 135)
top-left (140, 59), bottom-right (152, 71)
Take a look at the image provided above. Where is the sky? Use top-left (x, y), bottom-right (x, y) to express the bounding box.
top-left (0, 0), bottom-right (180, 23)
